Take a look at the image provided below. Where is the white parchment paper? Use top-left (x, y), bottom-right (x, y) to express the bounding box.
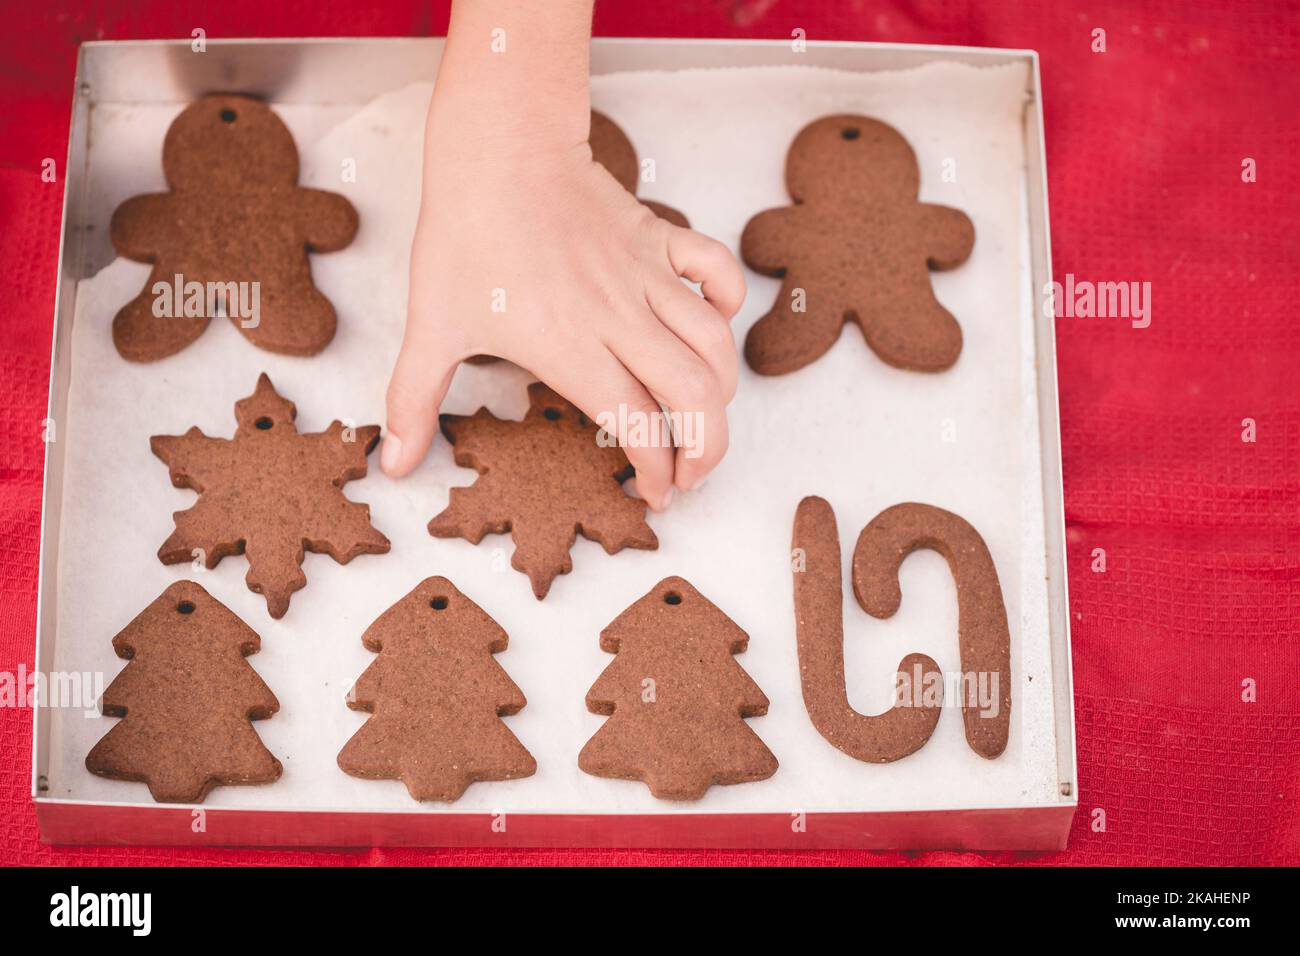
top-left (48, 61), bottom-right (1058, 816)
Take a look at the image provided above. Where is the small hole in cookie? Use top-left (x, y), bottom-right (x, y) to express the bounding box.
top-left (664, 591), bottom-right (682, 606)
top-left (220, 109), bottom-right (238, 123)
top-left (430, 596), bottom-right (449, 610)
top-left (177, 601), bottom-right (196, 615)
top-left (841, 127), bottom-right (860, 141)
top-left (543, 407), bottom-right (562, 421)
top-left (255, 417), bottom-right (273, 430)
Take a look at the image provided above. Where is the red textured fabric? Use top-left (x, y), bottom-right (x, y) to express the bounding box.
top-left (1, 0), bottom-right (1297, 867)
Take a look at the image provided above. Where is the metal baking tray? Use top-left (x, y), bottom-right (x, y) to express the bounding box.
top-left (34, 37), bottom-right (1075, 848)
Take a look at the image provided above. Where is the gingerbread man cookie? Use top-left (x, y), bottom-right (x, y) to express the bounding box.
top-left (742, 115), bottom-right (974, 375)
top-left (110, 94), bottom-right (358, 361)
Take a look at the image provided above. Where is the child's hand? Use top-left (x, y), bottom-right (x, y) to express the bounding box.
top-left (381, 0), bottom-right (745, 510)
top-left (382, 117), bottom-right (745, 512)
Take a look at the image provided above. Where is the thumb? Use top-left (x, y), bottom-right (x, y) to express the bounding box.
top-left (382, 335), bottom-right (459, 478)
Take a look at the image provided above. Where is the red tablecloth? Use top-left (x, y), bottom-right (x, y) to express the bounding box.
top-left (2, 0), bottom-right (1297, 866)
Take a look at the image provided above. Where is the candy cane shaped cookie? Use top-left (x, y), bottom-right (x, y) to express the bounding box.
top-left (792, 496), bottom-right (943, 762)
top-left (852, 503), bottom-right (1011, 759)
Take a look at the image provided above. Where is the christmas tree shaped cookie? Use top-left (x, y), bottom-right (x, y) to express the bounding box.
top-left (430, 382), bottom-right (658, 599)
top-left (579, 577), bottom-right (778, 800)
top-left (110, 94), bottom-right (358, 361)
top-left (86, 580), bottom-right (282, 803)
top-left (152, 373), bottom-right (390, 619)
top-left (337, 577), bottom-right (536, 802)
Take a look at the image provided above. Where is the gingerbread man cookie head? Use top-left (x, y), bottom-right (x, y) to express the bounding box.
top-left (741, 113), bottom-right (974, 376)
top-left (785, 115), bottom-right (920, 205)
top-left (162, 95), bottom-right (299, 192)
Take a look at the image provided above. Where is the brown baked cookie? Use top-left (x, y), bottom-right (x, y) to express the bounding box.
top-left (579, 576), bottom-right (778, 800)
top-left (742, 115), bottom-right (974, 375)
top-left (429, 382), bottom-right (657, 599)
top-left (792, 497), bottom-right (1011, 762)
top-left (793, 496), bottom-right (942, 763)
top-left (86, 580), bottom-right (281, 803)
top-left (110, 94), bottom-right (358, 361)
top-left (338, 577), bottom-right (536, 802)
top-left (151, 373), bottom-right (390, 619)
top-left (590, 110), bottom-right (689, 227)
top-left (853, 501), bottom-right (1011, 759)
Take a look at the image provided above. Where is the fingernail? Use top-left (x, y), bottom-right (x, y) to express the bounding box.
top-left (380, 434), bottom-right (402, 475)
top-left (689, 476), bottom-right (708, 493)
top-left (659, 487), bottom-right (674, 511)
